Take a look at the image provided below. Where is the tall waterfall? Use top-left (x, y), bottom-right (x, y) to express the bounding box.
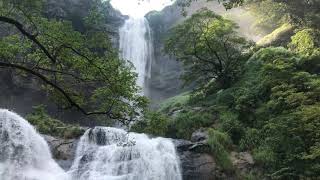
top-left (0, 109), bottom-right (182, 180)
top-left (119, 17), bottom-right (153, 95)
top-left (0, 109), bottom-right (68, 180)
top-left (69, 127), bottom-right (182, 180)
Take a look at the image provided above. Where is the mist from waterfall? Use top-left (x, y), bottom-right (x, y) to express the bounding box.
top-left (0, 109), bottom-right (182, 180)
top-left (0, 109), bottom-right (68, 180)
top-left (70, 127), bottom-right (182, 180)
top-left (119, 17), bottom-right (154, 95)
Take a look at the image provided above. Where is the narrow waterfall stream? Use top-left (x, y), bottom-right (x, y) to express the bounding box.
top-left (119, 17), bottom-right (153, 95)
top-left (0, 109), bottom-right (182, 180)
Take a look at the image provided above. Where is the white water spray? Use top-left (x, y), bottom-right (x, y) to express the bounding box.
top-left (0, 110), bottom-right (182, 180)
top-left (0, 109), bottom-right (68, 180)
top-left (119, 17), bottom-right (154, 95)
top-left (69, 127), bottom-right (182, 180)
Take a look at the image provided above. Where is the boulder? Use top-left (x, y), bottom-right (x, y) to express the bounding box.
top-left (191, 128), bottom-right (209, 142)
top-left (173, 136), bottom-right (235, 180)
top-left (231, 151), bottom-right (255, 175)
top-left (43, 135), bottom-right (78, 170)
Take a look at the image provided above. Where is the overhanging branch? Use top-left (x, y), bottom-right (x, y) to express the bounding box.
top-left (0, 16), bottom-right (56, 63)
top-left (0, 61), bottom-right (118, 117)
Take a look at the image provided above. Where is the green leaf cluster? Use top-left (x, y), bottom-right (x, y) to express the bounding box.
top-left (26, 105), bottom-right (84, 139)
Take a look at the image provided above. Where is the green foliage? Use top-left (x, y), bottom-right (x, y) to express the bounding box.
top-left (158, 92), bottom-right (190, 113)
top-left (248, 0), bottom-right (290, 32)
top-left (165, 9), bottom-right (250, 90)
top-left (0, 0), bottom-right (147, 122)
top-left (207, 129), bottom-right (233, 170)
top-left (235, 47), bottom-right (320, 178)
top-left (219, 111), bottom-right (244, 145)
top-left (288, 28), bottom-right (320, 55)
top-left (130, 111), bottom-right (169, 137)
top-left (173, 111), bottom-right (214, 139)
top-left (166, 47), bottom-right (320, 178)
top-left (26, 105), bottom-right (84, 139)
top-left (256, 23), bottom-right (294, 47)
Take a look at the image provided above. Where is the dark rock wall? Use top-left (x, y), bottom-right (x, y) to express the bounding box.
top-left (146, 2), bottom-right (186, 104)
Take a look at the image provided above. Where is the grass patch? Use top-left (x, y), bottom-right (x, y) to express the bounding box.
top-left (158, 92), bottom-right (190, 113)
top-left (208, 129), bottom-right (233, 171)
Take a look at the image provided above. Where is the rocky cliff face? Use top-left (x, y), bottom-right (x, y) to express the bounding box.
top-left (145, 2), bottom-right (186, 103)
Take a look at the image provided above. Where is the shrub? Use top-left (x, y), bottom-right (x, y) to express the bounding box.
top-left (219, 111), bottom-right (245, 145)
top-left (158, 92), bottom-right (190, 113)
top-left (26, 105), bottom-right (84, 139)
top-left (288, 28), bottom-right (320, 55)
top-left (207, 129), bottom-right (233, 170)
top-left (130, 111), bottom-right (169, 137)
top-left (174, 112), bottom-right (214, 139)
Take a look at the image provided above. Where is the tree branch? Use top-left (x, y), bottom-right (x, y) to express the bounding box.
top-left (0, 16), bottom-right (56, 63)
top-left (0, 61), bottom-right (117, 117)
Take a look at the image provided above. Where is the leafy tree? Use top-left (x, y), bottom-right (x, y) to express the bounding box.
top-left (130, 111), bottom-right (169, 137)
top-left (0, 0), bottom-right (147, 123)
top-left (165, 10), bottom-right (250, 91)
top-left (288, 28), bottom-right (320, 55)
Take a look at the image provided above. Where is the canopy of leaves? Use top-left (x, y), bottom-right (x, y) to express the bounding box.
top-left (165, 9), bottom-right (250, 91)
top-left (0, 0), bottom-right (147, 123)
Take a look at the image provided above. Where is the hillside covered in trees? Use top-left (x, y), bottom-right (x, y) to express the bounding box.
top-left (134, 0), bottom-right (320, 179)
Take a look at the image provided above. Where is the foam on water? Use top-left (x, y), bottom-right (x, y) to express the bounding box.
top-left (0, 110), bottom-right (182, 180)
top-left (69, 127), bottom-right (182, 180)
top-left (0, 109), bottom-right (69, 180)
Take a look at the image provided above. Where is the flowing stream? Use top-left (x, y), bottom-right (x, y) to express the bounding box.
top-left (0, 109), bottom-right (182, 180)
top-left (119, 17), bottom-right (153, 95)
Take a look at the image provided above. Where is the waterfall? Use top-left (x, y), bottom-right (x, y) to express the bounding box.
top-left (0, 109), bottom-right (68, 180)
top-left (119, 17), bottom-right (153, 95)
top-left (0, 109), bottom-right (182, 180)
top-left (69, 127), bottom-right (182, 180)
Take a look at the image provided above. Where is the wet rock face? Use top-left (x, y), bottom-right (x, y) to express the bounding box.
top-left (145, 3), bottom-right (187, 103)
top-left (180, 151), bottom-right (216, 180)
top-left (173, 139), bottom-right (217, 180)
top-left (43, 135), bottom-right (78, 170)
top-left (191, 128), bottom-right (209, 143)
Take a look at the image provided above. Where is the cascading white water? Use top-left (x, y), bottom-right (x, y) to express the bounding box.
top-left (119, 17), bottom-right (153, 95)
top-left (69, 127), bottom-right (182, 180)
top-left (0, 110), bottom-right (182, 180)
top-left (0, 109), bottom-right (68, 180)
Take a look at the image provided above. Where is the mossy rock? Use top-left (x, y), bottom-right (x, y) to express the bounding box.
top-left (257, 23), bottom-right (294, 47)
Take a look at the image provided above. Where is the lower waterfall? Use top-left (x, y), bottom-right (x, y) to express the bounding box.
top-left (0, 109), bottom-right (182, 180)
top-left (70, 127), bottom-right (181, 180)
top-left (0, 109), bottom-right (68, 180)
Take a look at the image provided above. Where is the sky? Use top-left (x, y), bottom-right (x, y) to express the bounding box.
top-left (110, 0), bottom-right (174, 18)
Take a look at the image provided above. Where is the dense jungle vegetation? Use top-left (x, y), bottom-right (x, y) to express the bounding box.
top-left (133, 0), bottom-right (320, 179)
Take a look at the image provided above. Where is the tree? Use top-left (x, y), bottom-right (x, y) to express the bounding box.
top-left (165, 9), bottom-right (250, 90)
top-left (0, 0), bottom-right (147, 124)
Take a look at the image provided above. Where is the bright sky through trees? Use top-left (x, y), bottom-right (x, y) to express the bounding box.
top-left (110, 0), bottom-right (174, 17)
